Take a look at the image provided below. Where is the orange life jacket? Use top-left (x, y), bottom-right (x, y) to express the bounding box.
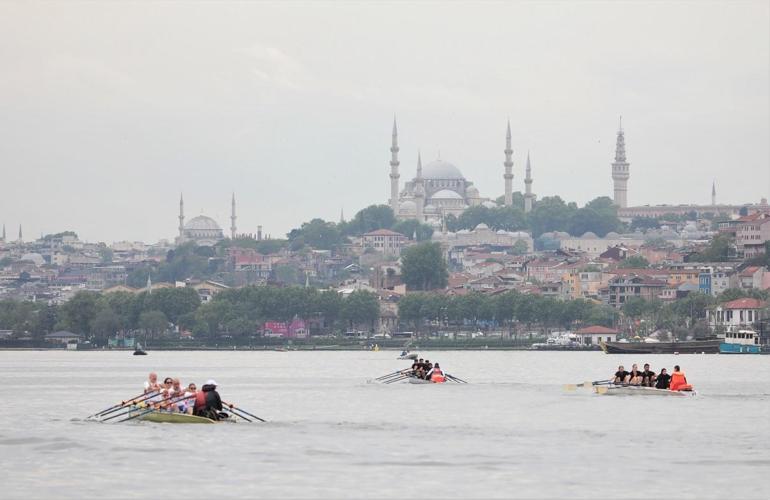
top-left (430, 370), bottom-right (446, 383)
top-left (194, 390), bottom-right (206, 411)
top-left (669, 371), bottom-right (688, 391)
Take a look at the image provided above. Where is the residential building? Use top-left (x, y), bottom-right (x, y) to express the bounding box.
top-left (736, 214), bottom-right (770, 258)
top-left (698, 266), bottom-right (735, 296)
top-left (708, 298), bottom-right (766, 332)
top-left (608, 274), bottom-right (667, 308)
top-left (362, 229), bottom-right (406, 257)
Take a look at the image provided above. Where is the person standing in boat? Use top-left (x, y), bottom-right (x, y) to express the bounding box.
top-left (655, 368), bottom-right (671, 389)
top-left (640, 364), bottom-right (656, 387)
top-left (194, 379), bottom-right (224, 420)
top-left (613, 365), bottom-right (629, 384)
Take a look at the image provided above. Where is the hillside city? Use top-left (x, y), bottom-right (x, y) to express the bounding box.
top-left (1, 121), bottom-right (769, 349)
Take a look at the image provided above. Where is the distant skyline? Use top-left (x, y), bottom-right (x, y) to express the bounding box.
top-left (1, 1), bottom-right (768, 243)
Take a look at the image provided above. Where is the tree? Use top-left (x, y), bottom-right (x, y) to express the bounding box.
top-left (528, 196), bottom-right (575, 237)
top-left (288, 218), bottom-right (345, 250)
top-left (618, 255), bottom-right (650, 268)
top-left (314, 290), bottom-right (343, 333)
top-left (511, 240), bottom-right (529, 255)
top-left (97, 244), bottom-right (114, 264)
top-left (391, 219), bottom-right (433, 241)
top-left (59, 291), bottom-right (101, 335)
top-left (689, 234), bottom-right (733, 262)
top-left (90, 305), bottom-right (120, 345)
top-left (138, 310), bottom-right (169, 339)
top-left (341, 291), bottom-right (380, 333)
top-left (401, 242), bottom-right (448, 291)
top-left (344, 205), bottom-right (397, 236)
top-left (139, 287), bottom-right (201, 324)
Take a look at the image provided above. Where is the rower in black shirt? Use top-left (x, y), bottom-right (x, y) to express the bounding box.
top-left (613, 365), bottom-right (630, 384)
top-left (655, 368), bottom-right (671, 389)
top-left (640, 363), bottom-right (656, 387)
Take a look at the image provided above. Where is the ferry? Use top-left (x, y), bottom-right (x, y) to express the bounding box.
top-left (720, 329), bottom-right (763, 354)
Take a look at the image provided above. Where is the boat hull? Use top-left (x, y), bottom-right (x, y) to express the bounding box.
top-left (408, 378), bottom-right (435, 384)
top-left (398, 354), bottom-right (418, 360)
top-left (720, 343), bottom-right (762, 354)
top-left (594, 385), bottom-right (695, 397)
top-left (601, 339), bottom-right (720, 354)
top-left (128, 407), bottom-right (217, 424)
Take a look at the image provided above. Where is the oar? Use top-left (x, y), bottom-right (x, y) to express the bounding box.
top-left (375, 369), bottom-right (409, 381)
top-left (116, 394), bottom-right (194, 423)
top-left (563, 379), bottom-right (611, 391)
top-left (103, 392), bottom-right (184, 422)
top-left (86, 391), bottom-right (150, 419)
top-left (446, 374), bottom-right (467, 384)
top-left (379, 371), bottom-right (411, 382)
top-left (224, 401), bottom-right (266, 422)
top-left (94, 391), bottom-right (160, 419)
top-left (223, 406), bottom-right (252, 423)
top-left (384, 374), bottom-right (410, 384)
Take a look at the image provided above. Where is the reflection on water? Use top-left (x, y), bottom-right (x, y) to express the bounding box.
top-left (0, 350), bottom-right (768, 499)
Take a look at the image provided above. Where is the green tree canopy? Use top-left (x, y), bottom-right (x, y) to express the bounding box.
top-left (618, 255), bottom-right (650, 268)
top-left (401, 242), bottom-right (448, 291)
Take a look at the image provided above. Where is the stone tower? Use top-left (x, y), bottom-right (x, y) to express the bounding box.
top-left (230, 193), bottom-right (237, 239)
top-left (178, 193), bottom-right (185, 239)
top-left (611, 117), bottom-right (630, 208)
top-left (389, 117), bottom-right (400, 215)
top-left (503, 120), bottom-right (514, 206)
top-left (524, 151), bottom-right (535, 213)
top-left (414, 152), bottom-right (425, 222)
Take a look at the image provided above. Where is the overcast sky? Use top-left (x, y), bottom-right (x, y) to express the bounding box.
top-left (1, 1), bottom-right (768, 244)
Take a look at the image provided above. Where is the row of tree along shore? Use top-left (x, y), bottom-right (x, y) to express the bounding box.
top-left (2, 278), bottom-right (766, 347)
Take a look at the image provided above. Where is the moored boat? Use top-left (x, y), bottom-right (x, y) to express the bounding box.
top-left (398, 353), bottom-right (418, 360)
top-left (600, 339), bottom-right (720, 354)
top-left (720, 329), bottom-right (763, 354)
top-left (594, 385), bottom-right (695, 397)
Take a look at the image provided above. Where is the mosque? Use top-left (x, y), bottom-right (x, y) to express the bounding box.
top-left (175, 193), bottom-right (236, 246)
top-left (388, 119), bottom-right (536, 226)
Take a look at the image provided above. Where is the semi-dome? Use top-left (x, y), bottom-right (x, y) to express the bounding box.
top-left (581, 231), bottom-right (598, 239)
top-left (605, 231), bottom-right (620, 238)
top-left (432, 189), bottom-right (464, 200)
top-left (422, 160), bottom-right (464, 179)
top-left (399, 200), bottom-right (416, 211)
top-left (184, 215), bottom-right (221, 231)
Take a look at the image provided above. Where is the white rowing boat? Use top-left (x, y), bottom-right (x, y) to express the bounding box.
top-left (594, 385), bottom-right (695, 397)
top-left (127, 406), bottom-right (236, 423)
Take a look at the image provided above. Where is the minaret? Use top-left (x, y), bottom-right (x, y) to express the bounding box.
top-left (1, 224), bottom-right (5, 242)
top-left (340, 208), bottom-right (345, 224)
top-left (711, 181), bottom-right (716, 206)
top-left (146, 273), bottom-right (152, 294)
top-left (503, 120), bottom-right (514, 206)
top-left (178, 193), bottom-right (185, 240)
top-left (389, 117), bottom-right (401, 216)
top-left (414, 152), bottom-right (425, 222)
top-left (17, 225), bottom-right (22, 243)
top-left (611, 116), bottom-right (630, 208)
top-left (524, 151), bottom-right (535, 213)
top-left (230, 193), bottom-right (237, 239)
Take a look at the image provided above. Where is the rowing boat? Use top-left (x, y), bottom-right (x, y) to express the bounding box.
top-left (593, 385), bottom-right (695, 397)
top-left (128, 406), bottom-right (227, 423)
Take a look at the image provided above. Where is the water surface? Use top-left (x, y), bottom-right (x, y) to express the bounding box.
top-left (0, 350), bottom-right (767, 499)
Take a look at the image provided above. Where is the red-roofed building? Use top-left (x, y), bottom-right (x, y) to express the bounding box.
top-left (575, 325), bottom-right (619, 345)
top-left (708, 298), bottom-right (766, 332)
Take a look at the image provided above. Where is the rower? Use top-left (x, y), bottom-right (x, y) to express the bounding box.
top-left (194, 379), bottom-right (224, 420)
top-left (655, 368), bottom-right (671, 390)
top-left (429, 363), bottom-right (446, 383)
top-left (669, 365), bottom-right (692, 391)
top-left (640, 363), bottom-right (656, 387)
top-left (179, 382), bottom-right (196, 415)
top-left (627, 364), bottom-right (643, 385)
top-left (423, 360), bottom-right (433, 379)
top-left (613, 365), bottom-right (629, 384)
top-left (143, 372), bottom-right (160, 394)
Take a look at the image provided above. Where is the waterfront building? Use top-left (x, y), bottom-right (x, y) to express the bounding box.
top-left (708, 298), bottom-right (766, 332)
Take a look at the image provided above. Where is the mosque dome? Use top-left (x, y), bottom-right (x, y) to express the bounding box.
top-left (581, 232), bottom-right (598, 239)
top-left (184, 215), bottom-right (221, 231)
top-left (482, 201), bottom-right (498, 209)
top-left (605, 232), bottom-right (620, 239)
top-left (474, 223), bottom-right (490, 231)
top-left (20, 253), bottom-right (45, 266)
top-left (466, 186), bottom-right (480, 198)
top-left (422, 160), bottom-right (464, 179)
top-left (432, 189), bottom-right (464, 200)
top-left (399, 200), bottom-right (416, 211)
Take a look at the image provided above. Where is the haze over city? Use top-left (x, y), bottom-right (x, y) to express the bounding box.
top-left (1, 1), bottom-right (768, 243)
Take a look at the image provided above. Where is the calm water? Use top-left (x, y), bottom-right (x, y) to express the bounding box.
top-left (0, 350), bottom-right (768, 499)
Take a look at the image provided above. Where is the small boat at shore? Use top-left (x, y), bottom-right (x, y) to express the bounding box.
top-left (594, 385), bottom-right (695, 397)
top-left (398, 353), bottom-right (418, 360)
